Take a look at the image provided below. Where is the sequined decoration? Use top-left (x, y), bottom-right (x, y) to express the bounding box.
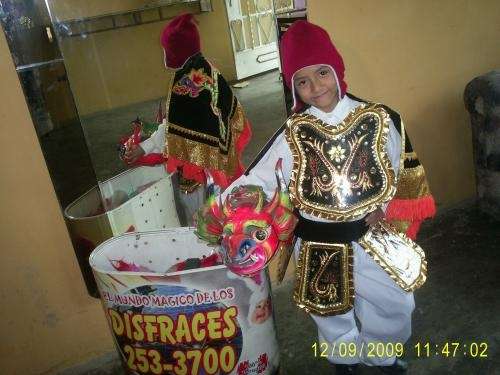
top-left (359, 221), bottom-right (427, 292)
top-left (294, 241), bottom-right (354, 316)
top-left (286, 104), bottom-right (397, 221)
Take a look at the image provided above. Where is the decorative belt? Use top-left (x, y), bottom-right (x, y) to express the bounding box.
top-left (293, 218), bottom-right (427, 317)
top-left (293, 212), bottom-right (360, 316)
top-left (294, 213), bottom-right (369, 243)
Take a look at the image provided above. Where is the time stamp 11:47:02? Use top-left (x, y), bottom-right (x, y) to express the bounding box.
top-left (415, 342), bottom-right (488, 358)
top-left (311, 342), bottom-right (489, 359)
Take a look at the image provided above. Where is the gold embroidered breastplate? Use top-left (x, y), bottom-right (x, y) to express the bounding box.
top-left (285, 104), bottom-right (397, 221)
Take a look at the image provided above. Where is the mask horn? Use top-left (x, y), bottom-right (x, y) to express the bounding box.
top-left (222, 194), bottom-right (234, 217)
top-left (264, 158), bottom-right (290, 215)
top-left (203, 169), bottom-right (224, 221)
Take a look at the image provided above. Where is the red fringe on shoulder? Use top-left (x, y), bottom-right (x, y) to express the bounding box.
top-left (386, 195), bottom-right (436, 239)
top-left (236, 118), bottom-right (252, 156)
top-left (386, 195), bottom-right (436, 222)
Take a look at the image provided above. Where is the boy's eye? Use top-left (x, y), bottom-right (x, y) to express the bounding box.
top-left (295, 79), bottom-right (309, 89)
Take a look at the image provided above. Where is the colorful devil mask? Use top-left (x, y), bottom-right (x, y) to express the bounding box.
top-left (195, 159), bottom-right (297, 276)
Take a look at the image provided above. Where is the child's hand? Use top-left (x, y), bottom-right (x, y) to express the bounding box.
top-left (123, 143), bottom-right (145, 165)
top-left (365, 208), bottom-right (385, 226)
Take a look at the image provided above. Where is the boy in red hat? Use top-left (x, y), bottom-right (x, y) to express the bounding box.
top-left (125, 13), bottom-right (252, 225)
top-left (218, 20), bottom-right (435, 374)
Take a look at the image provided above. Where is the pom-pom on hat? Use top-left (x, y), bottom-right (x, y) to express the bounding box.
top-left (280, 20), bottom-right (347, 112)
top-left (161, 13), bottom-right (201, 69)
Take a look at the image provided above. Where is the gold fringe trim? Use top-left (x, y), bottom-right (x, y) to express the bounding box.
top-left (394, 165), bottom-right (432, 200)
top-left (164, 103), bottom-right (245, 177)
top-left (404, 151), bottom-right (418, 161)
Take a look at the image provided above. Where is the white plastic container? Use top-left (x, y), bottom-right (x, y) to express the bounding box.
top-left (64, 165), bottom-right (180, 296)
top-left (90, 228), bottom-right (280, 375)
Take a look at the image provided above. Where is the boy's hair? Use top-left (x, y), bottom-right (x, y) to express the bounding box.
top-left (161, 13), bottom-right (201, 69)
top-left (280, 20), bottom-right (347, 112)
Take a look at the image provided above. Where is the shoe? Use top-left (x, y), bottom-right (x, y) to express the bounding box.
top-left (335, 364), bottom-right (359, 375)
top-left (377, 358), bottom-right (408, 374)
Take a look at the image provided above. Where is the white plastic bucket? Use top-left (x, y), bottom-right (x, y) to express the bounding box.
top-left (64, 165), bottom-right (180, 296)
top-left (90, 228), bottom-right (280, 375)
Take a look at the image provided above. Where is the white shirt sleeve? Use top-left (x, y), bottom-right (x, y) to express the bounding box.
top-left (387, 119), bottom-right (402, 177)
top-left (221, 131), bottom-right (293, 200)
top-left (380, 119), bottom-right (403, 212)
top-left (139, 120), bottom-right (166, 154)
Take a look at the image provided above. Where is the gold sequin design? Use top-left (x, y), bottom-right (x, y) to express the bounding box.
top-left (164, 66), bottom-right (245, 160)
top-left (394, 164), bottom-right (431, 200)
top-left (286, 104), bottom-right (398, 221)
top-left (164, 77), bottom-right (245, 176)
top-left (294, 241), bottom-right (354, 316)
top-left (359, 221), bottom-right (427, 292)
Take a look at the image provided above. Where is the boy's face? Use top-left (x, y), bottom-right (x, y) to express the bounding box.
top-left (293, 64), bottom-right (339, 113)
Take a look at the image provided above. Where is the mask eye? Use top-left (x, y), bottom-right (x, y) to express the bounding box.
top-left (237, 239), bottom-right (253, 259)
top-left (254, 229), bottom-right (268, 241)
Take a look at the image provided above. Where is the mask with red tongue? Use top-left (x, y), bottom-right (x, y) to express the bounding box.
top-left (195, 159), bottom-right (297, 276)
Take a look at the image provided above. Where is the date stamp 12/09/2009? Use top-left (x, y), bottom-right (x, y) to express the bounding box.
top-left (312, 342), bottom-right (489, 359)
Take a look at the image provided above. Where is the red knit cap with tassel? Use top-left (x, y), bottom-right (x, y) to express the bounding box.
top-left (280, 20), bottom-right (347, 112)
top-left (161, 13), bottom-right (201, 69)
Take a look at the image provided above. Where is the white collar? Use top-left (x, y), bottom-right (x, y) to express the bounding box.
top-left (307, 95), bottom-right (357, 126)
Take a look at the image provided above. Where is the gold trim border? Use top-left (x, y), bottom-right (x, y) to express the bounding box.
top-left (359, 221), bottom-right (427, 292)
top-left (293, 241), bottom-right (354, 316)
top-left (285, 103), bottom-right (398, 221)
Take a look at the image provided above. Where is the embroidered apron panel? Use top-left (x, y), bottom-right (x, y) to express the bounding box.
top-left (294, 241), bottom-right (354, 316)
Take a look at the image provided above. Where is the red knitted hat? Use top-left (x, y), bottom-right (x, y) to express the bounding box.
top-left (161, 13), bottom-right (201, 69)
top-left (280, 20), bottom-right (347, 111)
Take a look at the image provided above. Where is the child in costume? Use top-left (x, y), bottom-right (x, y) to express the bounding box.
top-left (215, 20), bottom-right (435, 375)
top-left (124, 13), bottom-right (252, 225)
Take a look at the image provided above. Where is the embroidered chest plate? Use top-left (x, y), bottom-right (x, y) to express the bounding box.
top-left (285, 104), bottom-right (397, 221)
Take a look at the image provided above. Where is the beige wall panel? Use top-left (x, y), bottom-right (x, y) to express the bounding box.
top-left (0, 31), bottom-right (114, 374)
top-left (308, 0), bottom-right (500, 206)
top-left (48, 0), bottom-right (147, 21)
top-left (53, 1), bottom-right (236, 115)
top-left (196, 2), bottom-right (237, 82)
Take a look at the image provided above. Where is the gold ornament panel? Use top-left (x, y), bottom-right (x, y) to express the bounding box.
top-left (294, 241), bottom-right (354, 316)
top-left (359, 221), bottom-right (427, 292)
top-left (286, 104), bottom-right (397, 221)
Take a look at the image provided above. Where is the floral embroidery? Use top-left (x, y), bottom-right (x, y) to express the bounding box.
top-left (328, 145), bottom-right (346, 163)
top-left (172, 68), bottom-right (214, 98)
